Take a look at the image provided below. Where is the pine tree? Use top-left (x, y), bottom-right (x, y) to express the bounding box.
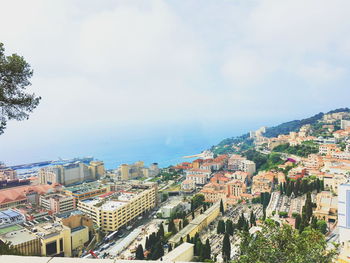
top-left (295, 214), bottom-right (301, 230)
top-left (217, 220), bottom-right (226, 234)
top-left (220, 199), bottom-right (225, 215)
top-left (311, 216), bottom-right (318, 229)
top-left (145, 236), bottom-right (150, 250)
top-left (135, 244), bottom-right (144, 260)
top-left (159, 223), bottom-right (164, 238)
top-left (263, 207), bottom-right (266, 221)
top-left (204, 239), bottom-right (211, 260)
top-left (226, 219), bottom-right (234, 235)
top-left (222, 233), bottom-right (231, 262)
top-left (168, 219), bottom-right (177, 234)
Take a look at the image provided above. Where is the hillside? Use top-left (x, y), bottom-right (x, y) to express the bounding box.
top-left (211, 107), bottom-right (350, 156)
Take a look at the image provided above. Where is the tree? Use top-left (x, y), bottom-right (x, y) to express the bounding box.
top-left (317, 220), bottom-right (328, 234)
top-left (158, 223), bottom-right (165, 238)
top-left (135, 244), bottom-right (144, 260)
top-left (226, 219), bottom-right (234, 235)
top-left (192, 194), bottom-right (205, 210)
top-left (233, 221), bottom-right (338, 263)
top-left (222, 233), bottom-right (231, 262)
top-left (220, 199), bottom-right (225, 215)
top-left (249, 211), bottom-right (256, 226)
top-left (203, 239), bottom-right (211, 260)
top-left (217, 220), bottom-right (226, 234)
top-left (145, 236), bottom-right (150, 251)
top-left (183, 218), bottom-right (189, 227)
top-left (295, 214), bottom-right (301, 230)
top-left (0, 43), bottom-right (41, 135)
top-left (0, 241), bottom-right (21, 255)
top-left (168, 219), bottom-right (177, 234)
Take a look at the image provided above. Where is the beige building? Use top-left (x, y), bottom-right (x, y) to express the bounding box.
top-left (88, 161), bottom-right (105, 179)
top-left (162, 242), bottom-right (194, 262)
top-left (314, 191), bottom-right (338, 222)
top-left (62, 182), bottom-right (110, 204)
top-left (117, 161), bottom-right (148, 180)
top-left (0, 225), bottom-right (41, 256)
top-left (39, 161), bottom-right (104, 186)
top-left (77, 183), bottom-right (157, 232)
top-left (40, 193), bottom-right (75, 214)
top-left (168, 201), bottom-right (224, 246)
top-left (251, 172), bottom-right (274, 194)
top-left (228, 155), bottom-right (256, 176)
top-left (0, 167), bottom-right (17, 180)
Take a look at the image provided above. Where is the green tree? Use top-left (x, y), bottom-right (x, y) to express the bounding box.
top-left (192, 194), bottom-right (205, 210)
top-left (145, 236), bottom-right (150, 250)
top-left (222, 233), bottom-right (231, 262)
top-left (220, 199), bottom-right (225, 215)
top-left (0, 241), bottom-right (21, 255)
top-left (233, 221), bottom-right (338, 263)
top-left (168, 219), bottom-right (177, 234)
top-left (226, 219), bottom-right (234, 235)
top-left (317, 220), bottom-right (328, 234)
top-left (0, 43), bottom-right (41, 135)
top-left (203, 239), bottom-right (211, 260)
top-left (135, 244), bottom-right (144, 260)
top-left (168, 243), bottom-right (172, 252)
top-left (217, 220), bottom-right (226, 234)
top-left (158, 223), bottom-right (165, 239)
top-left (295, 214), bottom-right (301, 230)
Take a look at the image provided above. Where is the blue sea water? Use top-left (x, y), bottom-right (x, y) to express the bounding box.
top-left (2, 120), bottom-right (270, 170)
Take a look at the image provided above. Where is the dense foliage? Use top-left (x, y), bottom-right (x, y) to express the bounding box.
top-left (273, 142), bottom-right (319, 157)
top-left (0, 241), bottom-right (21, 255)
top-left (233, 221), bottom-right (338, 263)
top-left (0, 43), bottom-right (41, 135)
top-left (243, 149), bottom-right (284, 171)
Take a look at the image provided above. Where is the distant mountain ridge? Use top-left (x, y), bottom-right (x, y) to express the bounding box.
top-left (211, 107), bottom-right (350, 154)
top-left (263, 107), bottom-right (350, 138)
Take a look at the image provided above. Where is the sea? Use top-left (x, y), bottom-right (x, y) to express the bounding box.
top-left (2, 120), bottom-right (273, 171)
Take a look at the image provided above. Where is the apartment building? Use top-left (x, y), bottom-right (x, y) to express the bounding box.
top-left (319, 144), bottom-right (340, 156)
top-left (251, 172), bottom-right (274, 194)
top-left (228, 155), bottom-right (256, 176)
top-left (0, 226), bottom-right (41, 256)
top-left (339, 183), bottom-right (350, 247)
top-left (0, 209), bottom-right (25, 229)
top-left (62, 182), bottom-right (110, 203)
top-left (186, 174), bottom-right (207, 185)
top-left (0, 184), bottom-right (57, 209)
top-left (116, 161), bottom-right (147, 180)
top-left (314, 191), bottom-right (337, 222)
top-left (39, 161), bottom-right (104, 186)
top-left (40, 193), bottom-right (75, 214)
top-left (0, 167), bottom-right (17, 180)
top-left (77, 182), bottom-right (157, 232)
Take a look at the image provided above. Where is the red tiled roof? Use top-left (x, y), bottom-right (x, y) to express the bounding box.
top-left (0, 184), bottom-right (56, 204)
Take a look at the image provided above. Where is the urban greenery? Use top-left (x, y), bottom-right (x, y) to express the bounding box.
top-left (233, 221), bottom-right (338, 263)
top-left (0, 42), bottom-right (41, 135)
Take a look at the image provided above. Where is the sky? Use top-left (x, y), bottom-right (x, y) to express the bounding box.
top-left (0, 0), bottom-right (350, 167)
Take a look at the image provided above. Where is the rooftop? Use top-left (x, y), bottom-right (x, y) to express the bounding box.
top-left (0, 227), bottom-right (37, 245)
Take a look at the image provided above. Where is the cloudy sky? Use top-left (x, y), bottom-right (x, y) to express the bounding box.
top-left (0, 0), bottom-right (350, 166)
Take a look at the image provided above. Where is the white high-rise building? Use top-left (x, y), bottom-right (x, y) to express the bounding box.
top-left (339, 183), bottom-right (350, 245)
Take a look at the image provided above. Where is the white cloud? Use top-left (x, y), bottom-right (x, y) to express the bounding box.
top-left (0, 0), bottom-right (350, 165)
